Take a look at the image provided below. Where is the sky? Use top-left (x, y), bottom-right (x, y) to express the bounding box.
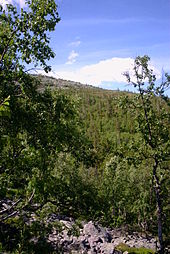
top-left (1, 0), bottom-right (170, 93)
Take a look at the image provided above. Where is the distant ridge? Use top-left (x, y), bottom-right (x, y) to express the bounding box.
top-left (33, 74), bottom-right (134, 97)
top-left (33, 74), bottom-right (102, 91)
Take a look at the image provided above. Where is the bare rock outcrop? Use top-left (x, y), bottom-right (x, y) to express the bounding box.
top-left (47, 215), bottom-right (158, 253)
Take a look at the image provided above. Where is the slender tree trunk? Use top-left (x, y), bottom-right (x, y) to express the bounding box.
top-left (139, 87), bottom-right (164, 253)
top-left (153, 161), bottom-right (164, 254)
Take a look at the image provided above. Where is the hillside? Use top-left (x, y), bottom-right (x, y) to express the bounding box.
top-left (34, 74), bottom-right (136, 163)
top-left (34, 74), bottom-right (101, 91)
top-left (0, 2), bottom-right (169, 250)
top-left (1, 72), bottom-right (170, 253)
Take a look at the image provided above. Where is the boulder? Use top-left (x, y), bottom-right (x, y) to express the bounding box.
top-left (47, 214), bottom-right (157, 253)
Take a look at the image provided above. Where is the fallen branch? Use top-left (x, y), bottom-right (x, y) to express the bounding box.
top-left (0, 198), bottom-right (21, 215)
top-left (0, 211), bottom-right (18, 222)
top-left (0, 189), bottom-right (35, 222)
top-left (22, 189), bottom-right (35, 209)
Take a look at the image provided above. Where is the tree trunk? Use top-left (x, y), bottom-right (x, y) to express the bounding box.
top-left (153, 162), bottom-right (164, 254)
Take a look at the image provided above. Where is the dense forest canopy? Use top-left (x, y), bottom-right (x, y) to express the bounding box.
top-left (0, 1), bottom-right (170, 253)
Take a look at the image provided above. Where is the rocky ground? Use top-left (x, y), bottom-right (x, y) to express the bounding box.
top-left (0, 199), bottom-right (166, 253)
top-left (46, 214), bottom-right (160, 253)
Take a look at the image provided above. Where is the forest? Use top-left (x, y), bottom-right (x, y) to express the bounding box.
top-left (0, 1), bottom-right (170, 253)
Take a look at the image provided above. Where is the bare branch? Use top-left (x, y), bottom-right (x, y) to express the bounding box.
top-left (22, 189), bottom-right (35, 210)
top-left (0, 198), bottom-right (21, 215)
top-left (0, 211), bottom-right (18, 222)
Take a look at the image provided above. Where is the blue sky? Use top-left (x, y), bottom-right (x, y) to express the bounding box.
top-left (1, 0), bottom-right (170, 92)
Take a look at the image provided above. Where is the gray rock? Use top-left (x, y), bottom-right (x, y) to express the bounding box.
top-left (100, 242), bottom-right (115, 254)
top-left (83, 221), bottom-right (99, 236)
top-left (46, 215), bottom-right (157, 253)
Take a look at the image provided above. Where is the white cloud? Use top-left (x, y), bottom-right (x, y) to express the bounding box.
top-left (69, 40), bottom-right (81, 47)
top-left (0, 0), bottom-right (13, 8)
top-left (57, 57), bottom-right (134, 85)
top-left (55, 57), bottom-right (160, 87)
top-left (61, 18), bottom-right (143, 27)
top-left (28, 57), bottom-right (161, 90)
top-left (66, 50), bottom-right (79, 65)
top-left (0, 0), bottom-right (25, 8)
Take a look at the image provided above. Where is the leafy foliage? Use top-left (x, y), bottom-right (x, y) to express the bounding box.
top-left (0, 1), bottom-right (170, 253)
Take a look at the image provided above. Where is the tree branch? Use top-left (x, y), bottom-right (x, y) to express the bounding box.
top-left (0, 29), bottom-right (17, 64)
top-left (0, 211), bottom-right (18, 222)
top-left (0, 198), bottom-right (21, 215)
top-left (0, 189), bottom-right (35, 222)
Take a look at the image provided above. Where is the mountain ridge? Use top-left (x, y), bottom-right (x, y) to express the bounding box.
top-left (33, 74), bottom-right (101, 91)
top-left (33, 74), bottom-right (133, 95)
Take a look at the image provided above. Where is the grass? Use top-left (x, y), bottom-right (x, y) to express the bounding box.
top-left (115, 243), bottom-right (155, 254)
